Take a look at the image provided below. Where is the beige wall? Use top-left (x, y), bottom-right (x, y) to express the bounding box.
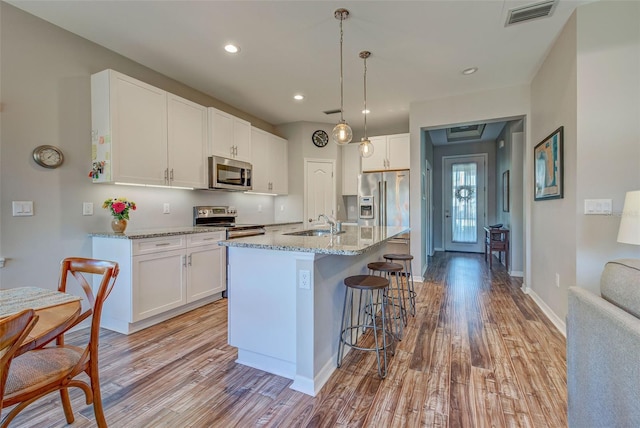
top-left (530, 12), bottom-right (578, 321)
top-left (575, 1), bottom-right (640, 291)
top-left (0, 4), bottom-right (278, 288)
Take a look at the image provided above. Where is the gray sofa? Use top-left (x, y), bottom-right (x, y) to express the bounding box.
top-left (568, 259), bottom-right (640, 428)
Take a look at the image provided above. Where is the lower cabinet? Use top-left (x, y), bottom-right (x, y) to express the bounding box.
top-left (92, 231), bottom-right (226, 334)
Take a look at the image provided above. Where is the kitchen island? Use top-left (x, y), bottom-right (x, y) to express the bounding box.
top-left (219, 225), bottom-right (408, 396)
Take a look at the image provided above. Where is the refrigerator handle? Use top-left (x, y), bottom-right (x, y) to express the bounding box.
top-left (383, 180), bottom-right (388, 226)
top-left (378, 181), bottom-right (383, 226)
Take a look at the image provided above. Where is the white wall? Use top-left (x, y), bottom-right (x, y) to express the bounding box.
top-left (0, 4), bottom-right (278, 288)
top-left (574, 1), bottom-right (640, 292)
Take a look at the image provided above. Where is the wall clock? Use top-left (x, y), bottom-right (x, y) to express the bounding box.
top-left (32, 145), bottom-right (64, 169)
top-left (312, 130), bottom-right (329, 148)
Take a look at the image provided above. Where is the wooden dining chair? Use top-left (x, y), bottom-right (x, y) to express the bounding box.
top-left (0, 309), bottom-right (38, 423)
top-left (1, 258), bottom-right (119, 428)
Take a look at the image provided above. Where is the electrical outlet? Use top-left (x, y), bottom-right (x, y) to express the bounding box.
top-left (555, 273), bottom-right (560, 288)
top-left (12, 201), bottom-right (33, 217)
top-left (82, 202), bottom-right (93, 216)
top-left (163, 203), bottom-right (170, 214)
top-left (299, 269), bottom-right (311, 290)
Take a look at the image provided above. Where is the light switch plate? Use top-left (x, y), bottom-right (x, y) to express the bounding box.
top-left (12, 201), bottom-right (33, 216)
top-left (584, 199), bottom-right (612, 215)
top-left (83, 202), bottom-right (94, 216)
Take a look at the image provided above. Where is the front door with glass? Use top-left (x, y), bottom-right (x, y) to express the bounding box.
top-left (443, 154), bottom-right (487, 253)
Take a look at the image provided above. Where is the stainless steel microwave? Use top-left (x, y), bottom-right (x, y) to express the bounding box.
top-left (208, 156), bottom-right (252, 191)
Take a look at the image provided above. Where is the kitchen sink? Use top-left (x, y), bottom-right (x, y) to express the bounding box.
top-left (284, 229), bottom-right (346, 237)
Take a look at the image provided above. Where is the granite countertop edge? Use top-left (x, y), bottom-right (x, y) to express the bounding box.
top-left (89, 226), bottom-right (227, 239)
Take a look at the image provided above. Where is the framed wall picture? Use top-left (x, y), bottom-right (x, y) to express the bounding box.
top-left (534, 126), bottom-right (564, 201)
top-left (502, 170), bottom-right (510, 212)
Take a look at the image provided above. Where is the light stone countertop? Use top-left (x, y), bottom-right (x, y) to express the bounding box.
top-left (219, 225), bottom-right (409, 256)
top-left (89, 226), bottom-right (227, 239)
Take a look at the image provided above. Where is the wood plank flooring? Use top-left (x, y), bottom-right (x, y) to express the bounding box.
top-left (4, 252), bottom-right (567, 427)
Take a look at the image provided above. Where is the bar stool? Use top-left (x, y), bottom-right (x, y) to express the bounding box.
top-left (337, 274), bottom-right (394, 378)
top-left (367, 261), bottom-right (405, 340)
top-left (384, 253), bottom-right (416, 317)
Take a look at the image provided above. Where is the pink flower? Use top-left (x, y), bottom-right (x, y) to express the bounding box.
top-left (112, 202), bottom-right (126, 214)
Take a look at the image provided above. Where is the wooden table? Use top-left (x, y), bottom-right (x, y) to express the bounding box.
top-left (0, 287), bottom-right (82, 355)
top-left (484, 227), bottom-right (509, 270)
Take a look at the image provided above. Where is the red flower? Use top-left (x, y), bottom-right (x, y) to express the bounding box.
top-left (112, 202), bottom-right (126, 214)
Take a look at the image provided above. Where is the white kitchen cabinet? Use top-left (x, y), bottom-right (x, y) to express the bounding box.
top-left (133, 247), bottom-right (187, 322)
top-left (341, 142), bottom-right (361, 195)
top-left (208, 107), bottom-right (251, 163)
top-left (167, 94), bottom-right (208, 188)
top-left (186, 232), bottom-right (226, 302)
top-left (92, 231), bottom-right (226, 334)
top-left (250, 127), bottom-right (288, 195)
top-left (91, 69), bottom-right (208, 188)
top-left (361, 133), bottom-right (410, 172)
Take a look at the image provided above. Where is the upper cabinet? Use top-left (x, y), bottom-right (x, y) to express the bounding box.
top-left (91, 69), bottom-right (207, 188)
top-left (342, 143), bottom-right (361, 196)
top-left (251, 127), bottom-right (288, 195)
top-left (167, 94), bottom-right (208, 188)
top-left (208, 107), bottom-right (251, 163)
top-left (361, 133), bottom-right (410, 172)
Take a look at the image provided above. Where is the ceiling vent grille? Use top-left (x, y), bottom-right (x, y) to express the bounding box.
top-left (505, 0), bottom-right (557, 26)
top-left (323, 109), bottom-right (342, 115)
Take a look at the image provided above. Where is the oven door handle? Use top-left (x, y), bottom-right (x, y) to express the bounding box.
top-left (228, 228), bottom-right (266, 239)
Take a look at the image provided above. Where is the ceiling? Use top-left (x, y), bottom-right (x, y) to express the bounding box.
top-left (7, 0), bottom-right (591, 140)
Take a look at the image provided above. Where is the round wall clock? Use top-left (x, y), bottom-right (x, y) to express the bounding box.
top-left (312, 130), bottom-right (329, 147)
top-left (32, 145), bottom-right (64, 169)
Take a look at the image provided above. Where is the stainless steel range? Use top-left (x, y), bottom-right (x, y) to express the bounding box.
top-left (193, 206), bottom-right (266, 239)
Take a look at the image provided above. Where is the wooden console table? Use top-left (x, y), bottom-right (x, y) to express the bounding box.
top-left (484, 227), bottom-right (509, 270)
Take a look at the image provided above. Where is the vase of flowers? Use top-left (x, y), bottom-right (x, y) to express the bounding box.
top-left (103, 197), bottom-right (136, 233)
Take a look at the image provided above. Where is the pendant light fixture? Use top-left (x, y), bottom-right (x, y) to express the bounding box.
top-left (358, 51), bottom-right (374, 158)
top-left (332, 8), bottom-right (353, 145)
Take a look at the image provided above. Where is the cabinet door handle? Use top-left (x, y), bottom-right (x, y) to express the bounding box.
top-left (164, 168), bottom-right (169, 183)
top-left (230, 146), bottom-right (234, 156)
top-left (182, 255), bottom-right (187, 267)
top-left (188, 254), bottom-right (192, 266)
top-left (155, 242), bottom-right (171, 247)
top-left (170, 169), bottom-right (174, 181)
top-left (202, 237), bottom-right (215, 241)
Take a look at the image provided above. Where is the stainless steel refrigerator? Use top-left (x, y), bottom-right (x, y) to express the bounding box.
top-left (358, 170), bottom-right (410, 228)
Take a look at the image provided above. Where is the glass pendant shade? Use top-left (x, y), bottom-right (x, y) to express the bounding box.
top-left (359, 138), bottom-right (374, 157)
top-left (332, 121), bottom-right (353, 145)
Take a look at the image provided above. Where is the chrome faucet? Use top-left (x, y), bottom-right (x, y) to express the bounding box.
top-left (317, 214), bottom-right (336, 234)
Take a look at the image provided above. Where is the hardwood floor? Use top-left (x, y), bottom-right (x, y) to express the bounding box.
top-left (4, 252), bottom-right (567, 427)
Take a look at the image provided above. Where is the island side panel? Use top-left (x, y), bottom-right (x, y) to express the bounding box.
top-left (227, 246), bottom-right (302, 379)
top-left (306, 242), bottom-right (391, 394)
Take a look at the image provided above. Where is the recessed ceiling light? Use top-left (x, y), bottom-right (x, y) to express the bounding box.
top-left (224, 44), bottom-right (240, 54)
top-left (293, 94), bottom-right (304, 101)
top-left (362, 109), bottom-right (370, 114)
top-left (462, 67), bottom-right (478, 75)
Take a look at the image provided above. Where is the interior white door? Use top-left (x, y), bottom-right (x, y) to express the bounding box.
top-left (443, 154), bottom-right (487, 253)
top-left (305, 159), bottom-right (335, 226)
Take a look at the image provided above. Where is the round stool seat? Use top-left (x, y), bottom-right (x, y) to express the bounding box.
top-left (384, 253), bottom-right (414, 261)
top-left (367, 261), bottom-right (402, 273)
top-left (344, 275), bottom-right (388, 290)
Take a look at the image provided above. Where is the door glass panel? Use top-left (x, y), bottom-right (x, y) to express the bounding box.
top-left (451, 162), bottom-right (477, 243)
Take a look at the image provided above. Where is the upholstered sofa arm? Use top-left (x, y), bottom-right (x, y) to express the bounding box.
top-left (567, 286), bottom-right (640, 427)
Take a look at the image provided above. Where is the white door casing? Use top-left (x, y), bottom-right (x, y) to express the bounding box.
top-left (443, 154), bottom-right (487, 253)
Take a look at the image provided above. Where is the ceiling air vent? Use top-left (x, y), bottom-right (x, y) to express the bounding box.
top-left (323, 109), bottom-right (341, 115)
top-left (505, 0), bottom-right (557, 26)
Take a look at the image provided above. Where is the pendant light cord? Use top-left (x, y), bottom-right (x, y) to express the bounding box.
top-left (339, 16), bottom-right (345, 123)
top-left (363, 54), bottom-right (367, 139)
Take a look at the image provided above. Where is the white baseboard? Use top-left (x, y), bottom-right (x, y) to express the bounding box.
top-left (510, 270), bottom-right (524, 277)
top-left (434, 247), bottom-right (445, 252)
top-left (522, 285), bottom-right (566, 337)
